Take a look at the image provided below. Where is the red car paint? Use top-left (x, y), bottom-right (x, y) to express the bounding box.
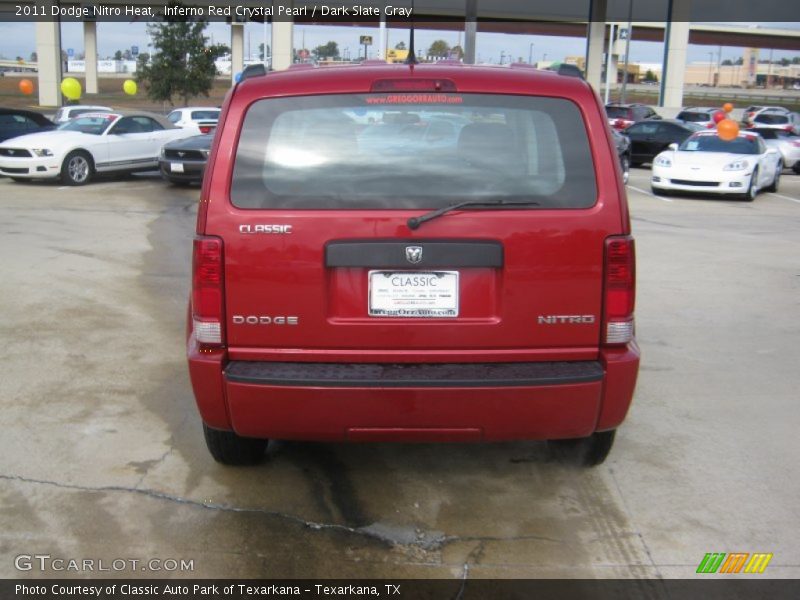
top-left (188, 63), bottom-right (639, 454)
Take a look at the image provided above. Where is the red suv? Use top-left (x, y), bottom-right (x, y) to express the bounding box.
top-left (188, 63), bottom-right (639, 467)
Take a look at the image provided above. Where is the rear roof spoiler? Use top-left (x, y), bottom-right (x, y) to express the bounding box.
top-left (240, 63), bottom-right (267, 82)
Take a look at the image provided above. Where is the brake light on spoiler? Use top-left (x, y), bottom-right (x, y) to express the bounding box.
top-left (370, 79), bottom-right (457, 92)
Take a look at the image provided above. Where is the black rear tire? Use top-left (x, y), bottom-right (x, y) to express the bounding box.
top-left (620, 154), bottom-right (630, 184)
top-left (203, 424), bottom-right (268, 465)
top-left (548, 430), bottom-right (616, 467)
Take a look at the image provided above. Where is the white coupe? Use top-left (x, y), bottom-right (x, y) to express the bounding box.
top-left (0, 111), bottom-right (196, 185)
top-left (651, 131), bottom-right (782, 201)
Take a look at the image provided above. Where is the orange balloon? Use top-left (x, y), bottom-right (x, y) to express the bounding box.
top-left (717, 118), bottom-right (740, 141)
top-left (723, 102), bottom-right (734, 113)
top-left (19, 79), bottom-right (34, 95)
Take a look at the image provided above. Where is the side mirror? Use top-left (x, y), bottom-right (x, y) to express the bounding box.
top-left (668, 143), bottom-right (678, 151)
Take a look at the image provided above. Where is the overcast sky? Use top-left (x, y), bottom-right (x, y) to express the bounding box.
top-left (0, 21), bottom-right (798, 65)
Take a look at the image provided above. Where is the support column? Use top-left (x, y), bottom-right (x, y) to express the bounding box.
top-left (378, 13), bottom-right (386, 60)
top-left (83, 21), bottom-right (98, 95)
top-left (659, 0), bottom-right (691, 107)
top-left (585, 0), bottom-right (607, 89)
top-left (464, 0), bottom-right (477, 65)
top-left (271, 15), bottom-right (294, 71)
top-left (231, 23), bottom-right (244, 83)
top-left (36, 21), bottom-right (62, 107)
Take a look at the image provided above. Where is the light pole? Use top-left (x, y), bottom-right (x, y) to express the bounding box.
top-left (708, 52), bottom-right (714, 85)
top-left (529, 42), bottom-right (534, 64)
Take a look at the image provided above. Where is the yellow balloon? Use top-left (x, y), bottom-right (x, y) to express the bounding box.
top-left (60, 77), bottom-right (82, 101)
top-left (123, 79), bottom-right (137, 96)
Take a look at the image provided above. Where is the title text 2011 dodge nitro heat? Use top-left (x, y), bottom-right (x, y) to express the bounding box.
top-left (187, 62), bottom-right (639, 467)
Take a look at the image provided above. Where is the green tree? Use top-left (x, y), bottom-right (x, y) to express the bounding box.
top-left (450, 45), bottom-right (464, 59)
top-left (312, 41), bottom-right (340, 61)
top-left (135, 8), bottom-right (229, 106)
top-left (395, 41), bottom-right (406, 50)
top-left (427, 40), bottom-right (450, 58)
top-left (643, 69), bottom-right (658, 82)
top-left (721, 59), bottom-right (733, 66)
top-left (114, 50), bottom-right (123, 60)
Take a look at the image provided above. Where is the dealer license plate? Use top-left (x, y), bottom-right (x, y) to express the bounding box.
top-left (170, 162), bottom-right (184, 173)
top-left (368, 271), bottom-right (459, 317)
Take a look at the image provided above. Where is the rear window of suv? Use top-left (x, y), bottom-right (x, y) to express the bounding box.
top-left (754, 113), bottom-right (788, 125)
top-left (605, 106), bottom-right (632, 119)
top-left (677, 111), bottom-right (711, 122)
top-left (231, 93), bottom-right (597, 210)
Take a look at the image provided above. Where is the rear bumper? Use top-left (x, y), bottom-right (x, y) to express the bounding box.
top-left (187, 337), bottom-right (639, 442)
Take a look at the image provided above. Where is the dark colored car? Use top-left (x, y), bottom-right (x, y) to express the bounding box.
top-left (187, 63), bottom-right (639, 467)
top-left (624, 119), bottom-right (699, 165)
top-left (159, 134), bottom-right (212, 185)
top-left (0, 108), bottom-right (54, 143)
top-left (606, 102), bottom-right (661, 131)
top-left (611, 128), bottom-right (631, 184)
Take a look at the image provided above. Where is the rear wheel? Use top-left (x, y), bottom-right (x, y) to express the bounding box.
top-left (61, 150), bottom-right (93, 186)
top-left (620, 154), bottom-right (630, 184)
top-left (764, 163), bottom-right (781, 193)
top-left (548, 430), bottom-right (616, 467)
top-left (203, 424), bottom-right (268, 465)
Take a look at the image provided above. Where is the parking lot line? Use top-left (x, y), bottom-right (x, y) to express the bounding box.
top-left (627, 184), bottom-right (673, 202)
top-left (766, 193), bottom-right (800, 205)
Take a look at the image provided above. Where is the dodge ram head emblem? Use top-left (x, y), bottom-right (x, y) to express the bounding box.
top-left (405, 246), bottom-right (423, 264)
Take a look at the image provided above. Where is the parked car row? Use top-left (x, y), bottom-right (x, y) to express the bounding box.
top-left (606, 102), bottom-right (800, 183)
top-left (0, 105), bottom-right (219, 186)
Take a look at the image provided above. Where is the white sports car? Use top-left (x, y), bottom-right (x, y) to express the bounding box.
top-left (0, 111), bottom-right (196, 185)
top-left (651, 131), bottom-right (783, 201)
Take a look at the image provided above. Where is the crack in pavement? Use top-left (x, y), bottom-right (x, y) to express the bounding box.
top-left (0, 474), bottom-right (564, 552)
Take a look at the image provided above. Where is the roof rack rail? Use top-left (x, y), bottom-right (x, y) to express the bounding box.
top-left (546, 63), bottom-right (584, 79)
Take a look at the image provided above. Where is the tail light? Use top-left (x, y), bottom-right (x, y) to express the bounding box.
top-left (784, 126), bottom-right (793, 133)
top-left (192, 236), bottom-right (224, 346)
top-left (614, 119), bottom-right (625, 130)
top-left (602, 236), bottom-right (636, 345)
top-left (199, 125), bottom-right (212, 134)
top-left (706, 123), bottom-right (714, 128)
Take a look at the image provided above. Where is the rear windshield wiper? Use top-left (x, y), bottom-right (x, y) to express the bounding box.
top-left (407, 199), bottom-right (540, 230)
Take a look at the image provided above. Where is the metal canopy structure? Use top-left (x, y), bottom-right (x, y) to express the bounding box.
top-left (3, 0), bottom-right (798, 107)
